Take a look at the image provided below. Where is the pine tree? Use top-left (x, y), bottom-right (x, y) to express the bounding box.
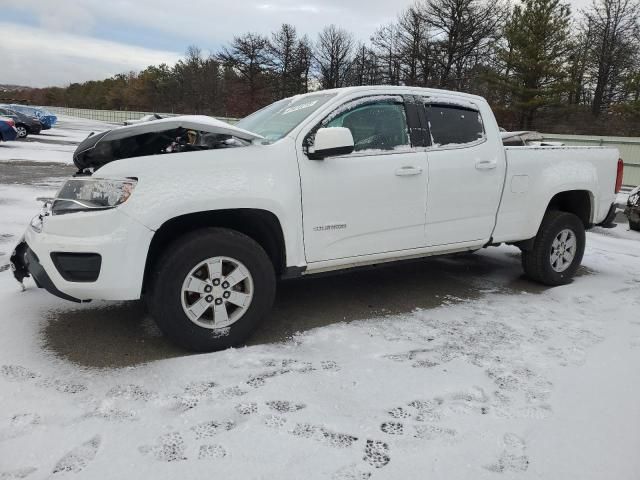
top-left (495, 0), bottom-right (573, 128)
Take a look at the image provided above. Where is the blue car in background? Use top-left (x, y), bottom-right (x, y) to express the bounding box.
top-left (1, 105), bottom-right (57, 130)
top-left (0, 117), bottom-right (19, 141)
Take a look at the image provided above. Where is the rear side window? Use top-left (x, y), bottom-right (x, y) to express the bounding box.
top-left (425, 104), bottom-right (484, 147)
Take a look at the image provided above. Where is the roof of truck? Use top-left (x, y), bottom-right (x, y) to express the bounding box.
top-left (317, 85), bottom-right (486, 102)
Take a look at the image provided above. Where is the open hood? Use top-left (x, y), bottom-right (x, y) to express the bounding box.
top-left (73, 115), bottom-right (263, 171)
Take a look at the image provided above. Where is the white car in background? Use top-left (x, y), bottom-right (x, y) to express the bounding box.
top-left (11, 86), bottom-right (623, 351)
top-left (123, 113), bottom-right (164, 126)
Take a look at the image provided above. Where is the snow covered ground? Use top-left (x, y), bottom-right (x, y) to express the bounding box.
top-left (1, 118), bottom-right (640, 479)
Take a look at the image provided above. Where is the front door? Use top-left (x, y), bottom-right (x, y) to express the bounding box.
top-left (297, 96), bottom-right (429, 263)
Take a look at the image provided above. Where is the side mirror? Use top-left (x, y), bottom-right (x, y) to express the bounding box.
top-left (308, 127), bottom-right (354, 160)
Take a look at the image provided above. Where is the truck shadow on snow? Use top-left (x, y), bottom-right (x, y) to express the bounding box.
top-left (40, 249), bottom-right (594, 370)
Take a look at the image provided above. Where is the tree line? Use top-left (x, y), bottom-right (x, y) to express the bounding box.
top-left (7, 0), bottom-right (640, 134)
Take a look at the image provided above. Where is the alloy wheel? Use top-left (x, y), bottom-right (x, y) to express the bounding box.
top-left (549, 228), bottom-right (576, 273)
top-left (180, 256), bottom-right (254, 329)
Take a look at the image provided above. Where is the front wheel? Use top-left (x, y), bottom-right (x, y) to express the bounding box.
top-left (148, 228), bottom-right (276, 352)
top-left (521, 211), bottom-right (585, 286)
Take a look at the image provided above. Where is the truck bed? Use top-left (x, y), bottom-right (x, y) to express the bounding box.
top-left (492, 146), bottom-right (620, 243)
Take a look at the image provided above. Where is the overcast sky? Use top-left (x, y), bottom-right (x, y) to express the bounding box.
top-left (0, 0), bottom-right (593, 88)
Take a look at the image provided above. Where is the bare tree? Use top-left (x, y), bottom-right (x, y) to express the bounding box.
top-left (397, 6), bottom-right (433, 86)
top-left (219, 33), bottom-right (271, 111)
top-left (567, 24), bottom-right (593, 105)
top-left (269, 24), bottom-right (300, 98)
top-left (371, 23), bottom-right (402, 85)
top-left (294, 35), bottom-right (314, 94)
top-left (584, 0), bottom-right (640, 115)
top-left (349, 43), bottom-right (382, 86)
top-left (422, 0), bottom-right (505, 89)
top-left (315, 25), bottom-right (355, 89)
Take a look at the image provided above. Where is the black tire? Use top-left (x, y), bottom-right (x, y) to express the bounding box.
top-left (147, 228), bottom-right (276, 352)
top-left (629, 219), bottom-right (640, 232)
top-left (521, 210), bottom-right (585, 286)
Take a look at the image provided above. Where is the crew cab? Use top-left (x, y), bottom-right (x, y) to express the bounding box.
top-left (11, 86), bottom-right (623, 351)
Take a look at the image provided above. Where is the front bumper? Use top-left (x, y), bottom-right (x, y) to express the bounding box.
top-left (11, 242), bottom-right (83, 302)
top-left (10, 208), bottom-right (154, 302)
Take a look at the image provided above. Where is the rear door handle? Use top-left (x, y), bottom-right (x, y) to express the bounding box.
top-left (475, 160), bottom-right (497, 170)
top-left (395, 166), bottom-right (423, 176)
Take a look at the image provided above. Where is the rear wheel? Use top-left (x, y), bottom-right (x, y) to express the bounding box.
top-left (629, 219), bottom-right (640, 232)
top-left (15, 125), bottom-right (28, 138)
top-left (148, 228), bottom-right (276, 351)
top-left (521, 211), bottom-right (585, 286)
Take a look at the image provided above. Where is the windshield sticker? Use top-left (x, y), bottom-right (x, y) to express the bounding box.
top-left (282, 100), bottom-right (319, 115)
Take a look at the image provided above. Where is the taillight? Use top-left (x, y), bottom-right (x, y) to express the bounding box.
top-left (615, 158), bottom-right (624, 193)
top-left (5, 119), bottom-right (15, 128)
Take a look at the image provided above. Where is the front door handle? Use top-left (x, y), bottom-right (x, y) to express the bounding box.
top-left (395, 166), bottom-right (423, 176)
top-left (475, 160), bottom-right (497, 170)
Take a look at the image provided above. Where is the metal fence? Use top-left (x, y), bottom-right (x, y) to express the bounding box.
top-left (41, 106), bottom-right (238, 125)
top-left (542, 133), bottom-right (640, 186)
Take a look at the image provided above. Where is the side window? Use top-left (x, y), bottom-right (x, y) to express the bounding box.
top-left (324, 100), bottom-right (411, 152)
top-left (425, 104), bottom-right (485, 147)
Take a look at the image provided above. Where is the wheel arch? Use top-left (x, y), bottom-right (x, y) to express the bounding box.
top-left (142, 208), bottom-right (287, 293)
top-left (545, 189), bottom-right (594, 227)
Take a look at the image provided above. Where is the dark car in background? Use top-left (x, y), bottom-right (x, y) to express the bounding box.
top-left (0, 107), bottom-right (42, 138)
top-left (0, 105), bottom-right (57, 130)
top-left (0, 117), bottom-right (19, 142)
top-left (624, 186), bottom-right (640, 231)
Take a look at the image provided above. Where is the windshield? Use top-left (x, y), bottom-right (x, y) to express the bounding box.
top-left (235, 93), bottom-right (336, 142)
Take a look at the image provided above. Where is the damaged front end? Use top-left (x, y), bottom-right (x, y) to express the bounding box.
top-left (10, 240), bottom-right (82, 302)
top-left (10, 240), bottom-right (29, 285)
top-left (10, 197), bottom-right (53, 285)
top-left (9, 197), bottom-right (82, 301)
top-left (73, 115), bottom-right (263, 172)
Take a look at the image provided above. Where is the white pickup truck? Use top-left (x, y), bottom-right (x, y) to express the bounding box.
top-left (11, 86), bottom-right (623, 351)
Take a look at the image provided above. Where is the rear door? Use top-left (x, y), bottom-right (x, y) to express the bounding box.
top-left (421, 100), bottom-right (505, 246)
top-left (297, 95), bottom-right (429, 263)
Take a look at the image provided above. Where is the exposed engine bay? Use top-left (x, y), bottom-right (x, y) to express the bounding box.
top-left (72, 115), bottom-right (263, 172)
top-left (74, 128), bottom-right (246, 172)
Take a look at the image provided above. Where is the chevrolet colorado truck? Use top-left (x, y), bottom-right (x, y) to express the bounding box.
top-left (11, 86), bottom-right (623, 351)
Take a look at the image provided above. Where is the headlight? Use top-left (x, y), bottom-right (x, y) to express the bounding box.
top-left (52, 178), bottom-right (137, 215)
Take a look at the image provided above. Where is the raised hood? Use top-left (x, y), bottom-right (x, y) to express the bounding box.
top-left (73, 115), bottom-right (263, 171)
